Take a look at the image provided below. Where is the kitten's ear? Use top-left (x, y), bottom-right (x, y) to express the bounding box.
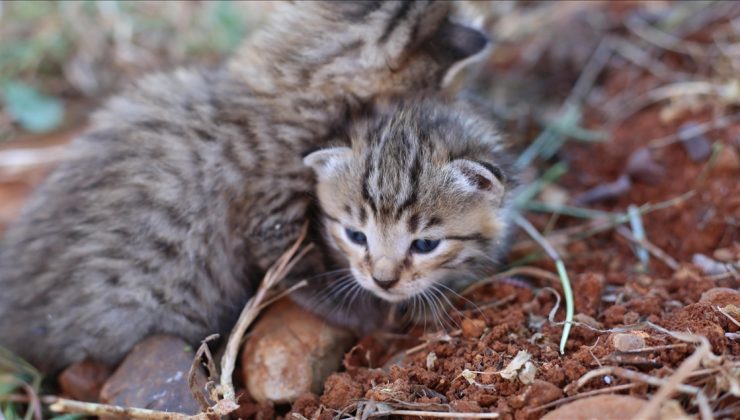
top-left (448, 159), bottom-right (505, 197)
top-left (424, 19), bottom-right (491, 91)
top-left (426, 19), bottom-right (490, 64)
top-left (303, 147), bottom-right (352, 179)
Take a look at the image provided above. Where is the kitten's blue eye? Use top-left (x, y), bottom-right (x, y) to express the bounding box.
top-left (345, 228), bottom-right (367, 245)
top-left (411, 239), bottom-right (441, 254)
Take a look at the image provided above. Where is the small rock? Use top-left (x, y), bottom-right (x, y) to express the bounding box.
top-left (99, 335), bottom-right (205, 415)
top-left (712, 247), bottom-right (736, 262)
top-left (623, 310), bottom-right (640, 325)
top-left (611, 332), bottom-right (647, 352)
top-left (540, 185), bottom-right (569, 206)
top-left (573, 175), bottom-right (631, 205)
top-left (426, 352), bottom-right (437, 370)
top-left (59, 359), bottom-right (112, 402)
top-left (518, 361), bottom-right (537, 385)
top-left (541, 395), bottom-right (648, 420)
top-left (450, 399), bottom-right (482, 413)
top-left (572, 314), bottom-right (604, 330)
top-left (712, 142), bottom-right (740, 174)
top-left (626, 147), bottom-right (664, 183)
top-left (461, 318), bottom-right (486, 338)
top-left (678, 122), bottom-right (713, 162)
top-left (692, 253), bottom-right (733, 276)
top-left (522, 380), bottom-right (563, 407)
top-left (700, 287), bottom-right (740, 307)
top-left (242, 299), bottom-right (355, 404)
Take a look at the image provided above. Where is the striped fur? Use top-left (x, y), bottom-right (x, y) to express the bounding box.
top-left (0, 1), bottom-right (490, 372)
top-left (301, 97), bottom-right (517, 322)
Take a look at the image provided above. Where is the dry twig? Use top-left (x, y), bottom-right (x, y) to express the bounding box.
top-left (218, 223), bottom-right (312, 402)
top-left (616, 226), bottom-right (680, 270)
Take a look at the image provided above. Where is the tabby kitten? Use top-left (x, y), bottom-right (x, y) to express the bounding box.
top-left (294, 96), bottom-right (517, 329)
top-left (0, 1), bottom-right (489, 372)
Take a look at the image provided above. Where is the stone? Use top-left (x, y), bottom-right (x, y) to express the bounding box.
top-left (461, 318), bottom-right (486, 338)
top-left (712, 143), bottom-right (740, 174)
top-left (59, 359), bottom-right (112, 402)
top-left (611, 332), bottom-right (647, 352)
top-left (99, 335), bottom-right (206, 415)
top-left (678, 122), bottom-right (712, 162)
top-left (514, 380), bottom-right (563, 408)
top-left (241, 299), bottom-right (355, 404)
top-left (626, 147), bottom-right (664, 183)
top-left (699, 287), bottom-right (740, 306)
top-left (542, 395), bottom-right (648, 420)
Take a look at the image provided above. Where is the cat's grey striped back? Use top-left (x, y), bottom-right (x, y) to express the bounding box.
top-left (0, 1), bottom-right (491, 372)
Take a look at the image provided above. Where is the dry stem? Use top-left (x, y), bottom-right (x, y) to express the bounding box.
top-left (218, 223), bottom-right (312, 402)
top-left (367, 410), bottom-right (499, 418)
top-left (44, 397), bottom-right (238, 420)
top-left (633, 332), bottom-right (715, 420)
top-left (616, 226), bottom-right (679, 270)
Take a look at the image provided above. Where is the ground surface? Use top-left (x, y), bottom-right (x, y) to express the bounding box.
top-left (0, 2), bottom-right (738, 419)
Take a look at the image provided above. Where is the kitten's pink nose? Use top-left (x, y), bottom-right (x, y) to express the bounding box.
top-left (372, 276), bottom-right (399, 290)
top-left (372, 257), bottom-right (400, 289)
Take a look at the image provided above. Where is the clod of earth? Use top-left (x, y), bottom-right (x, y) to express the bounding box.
top-left (58, 359), bottom-right (112, 402)
top-left (610, 332), bottom-right (648, 353)
top-left (541, 395), bottom-right (649, 420)
top-left (679, 122), bottom-right (713, 162)
top-left (241, 298), bottom-right (355, 404)
top-left (625, 147), bottom-right (664, 184)
top-left (711, 143), bottom-right (740, 174)
top-left (99, 334), bottom-right (206, 415)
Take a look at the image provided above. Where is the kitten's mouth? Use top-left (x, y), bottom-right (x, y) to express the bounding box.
top-left (350, 268), bottom-right (410, 303)
top-left (369, 288), bottom-right (408, 303)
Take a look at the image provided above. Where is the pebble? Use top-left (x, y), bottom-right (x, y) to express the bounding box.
top-left (99, 335), bottom-right (206, 415)
top-left (712, 142), bottom-right (740, 174)
top-left (712, 247), bottom-right (736, 262)
top-left (678, 122), bottom-right (713, 162)
top-left (611, 332), bottom-right (647, 352)
top-left (461, 318), bottom-right (486, 338)
top-left (699, 287), bottom-right (740, 307)
top-left (626, 147), bottom-right (664, 183)
top-left (450, 399), bottom-right (482, 413)
top-left (241, 298), bottom-right (355, 404)
top-left (526, 380), bottom-right (563, 407)
top-left (541, 395), bottom-right (648, 420)
top-left (573, 175), bottom-right (631, 205)
top-left (59, 359), bottom-right (112, 402)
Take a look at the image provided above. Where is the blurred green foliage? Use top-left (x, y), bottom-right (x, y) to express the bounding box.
top-left (0, 347), bottom-right (42, 420)
top-left (3, 81), bottom-right (64, 133)
top-left (0, 0), bottom-right (257, 136)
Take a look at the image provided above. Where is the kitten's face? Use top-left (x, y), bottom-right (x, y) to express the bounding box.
top-left (305, 100), bottom-right (515, 302)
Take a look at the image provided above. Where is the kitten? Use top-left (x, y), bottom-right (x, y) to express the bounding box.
top-left (0, 1), bottom-right (489, 372)
top-left (294, 96), bottom-right (517, 329)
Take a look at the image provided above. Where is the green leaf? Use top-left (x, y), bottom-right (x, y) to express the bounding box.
top-left (211, 1), bottom-right (246, 52)
top-left (2, 81), bottom-right (64, 133)
top-left (3, 401), bottom-right (20, 420)
top-left (49, 414), bottom-right (87, 420)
